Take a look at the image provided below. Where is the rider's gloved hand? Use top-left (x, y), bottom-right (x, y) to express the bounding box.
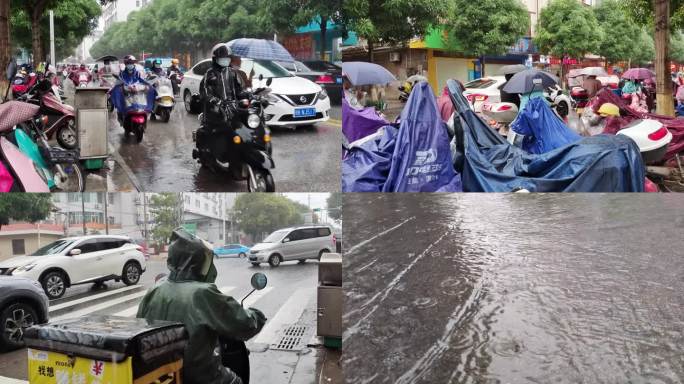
top-left (247, 307), bottom-right (267, 326)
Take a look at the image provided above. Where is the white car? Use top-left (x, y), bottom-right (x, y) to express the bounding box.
top-left (0, 235), bottom-right (146, 299)
top-left (180, 58), bottom-right (331, 127)
top-left (462, 76), bottom-right (507, 113)
top-left (248, 225), bottom-right (335, 267)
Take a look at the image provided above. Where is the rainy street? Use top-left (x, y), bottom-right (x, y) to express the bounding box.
top-left (342, 193), bottom-right (684, 384)
top-left (0, 257), bottom-right (329, 384)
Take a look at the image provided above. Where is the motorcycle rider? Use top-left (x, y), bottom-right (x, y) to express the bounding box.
top-left (111, 55), bottom-right (153, 125)
top-left (200, 43), bottom-right (243, 130)
top-left (149, 58), bottom-right (166, 78)
top-left (167, 58), bottom-right (183, 95)
top-left (137, 228), bottom-right (266, 384)
top-left (69, 63), bottom-right (91, 86)
top-left (229, 55), bottom-right (254, 89)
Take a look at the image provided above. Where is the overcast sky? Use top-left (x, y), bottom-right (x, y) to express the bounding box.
top-left (283, 193), bottom-right (330, 210)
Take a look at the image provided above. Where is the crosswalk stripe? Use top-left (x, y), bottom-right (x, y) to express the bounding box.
top-left (111, 286), bottom-right (238, 318)
top-left (242, 287), bottom-right (273, 308)
top-left (49, 285), bottom-right (142, 312)
top-left (52, 291), bottom-right (148, 321)
top-left (253, 287), bottom-right (313, 345)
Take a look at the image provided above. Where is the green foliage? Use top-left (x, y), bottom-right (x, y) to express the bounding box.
top-left (149, 193), bottom-right (183, 246)
top-left (90, 0), bottom-right (268, 59)
top-left (671, 31), bottom-right (684, 62)
top-left (10, 0), bottom-right (101, 61)
top-left (593, 0), bottom-right (640, 64)
top-left (326, 192), bottom-right (342, 221)
top-left (233, 194), bottom-right (305, 240)
top-left (630, 28), bottom-right (655, 65)
top-left (0, 194), bottom-right (53, 227)
top-left (534, 0), bottom-right (602, 59)
top-left (343, 0), bottom-right (448, 46)
top-left (621, 0), bottom-right (684, 29)
top-left (444, 0), bottom-right (529, 58)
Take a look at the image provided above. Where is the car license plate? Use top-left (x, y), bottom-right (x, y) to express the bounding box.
top-left (294, 108), bottom-right (316, 118)
top-left (336, 77), bottom-right (342, 84)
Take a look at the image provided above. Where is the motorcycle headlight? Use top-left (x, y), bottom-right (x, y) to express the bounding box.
top-left (266, 94), bottom-right (280, 104)
top-left (318, 89), bottom-right (328, 100)
top-left (247, 114), bottom-right (261, 129)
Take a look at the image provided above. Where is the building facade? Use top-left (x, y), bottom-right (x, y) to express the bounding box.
top-left (180, 193), bottom-right (237, 246)
top-left (102, 0), bottom-right (153, 31)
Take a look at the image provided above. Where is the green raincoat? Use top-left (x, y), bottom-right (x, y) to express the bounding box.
top-left (137, 229), bottom-right (266, 384)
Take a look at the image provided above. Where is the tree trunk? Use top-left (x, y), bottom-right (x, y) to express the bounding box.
top-left (27, 1), bottom-right (48, 64)
top-left (654, 0), bottom-right (673, 116)
top-left (481, 55), bottom-right (486, 77)
top-left (368, 40), bottom-right (374, 62)
top-left (319, 16), bottom-right (328, 60)
top-left (0, 0), bottom-right (10, 99)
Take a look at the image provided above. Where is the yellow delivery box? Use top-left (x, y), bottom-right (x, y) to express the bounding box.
top-left (24, 316), bottom-right (187, 384)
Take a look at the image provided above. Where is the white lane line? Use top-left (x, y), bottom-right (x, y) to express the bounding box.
top-left (242, 287), bottom-right (273, 308)
top-left (253, 288), bottom-right (313, 345)
top-left (52, 291), bottom-right (148, 321)
top-left (346, 216), bottom-right (416, 254)
top-left (49, 285), bottom-right (142, 312)
top-left (112, 286), bottom-right (237, 318)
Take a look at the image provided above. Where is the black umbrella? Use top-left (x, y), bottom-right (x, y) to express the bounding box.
top-left (499, 64), bottom-right (527, 75)
top-left (502, 69), bottom-right (559, 94)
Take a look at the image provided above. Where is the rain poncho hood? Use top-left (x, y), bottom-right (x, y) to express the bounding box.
top-left (511, 97), bottom-right (581, 154)
top-left (137, 228), bottom-right (266, 384)
top-left (110, 69), bottom-right (156, 114)
top-left (342, 96), bottom-right (389, 143)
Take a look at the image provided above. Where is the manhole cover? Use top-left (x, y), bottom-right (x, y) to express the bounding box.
top-left (271, 325), bottom-right (308, 351)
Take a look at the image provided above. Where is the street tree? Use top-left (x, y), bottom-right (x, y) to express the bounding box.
top-left (593, 0), bottom-right (640, 68)
top-left (0, 0), bottom-right (10, 97)
top-left (670, 31), bottom-right (684, 63)
top-left (149, 193), bottom-right (184, 247)
top-left (535, 0), bottom-right (602, 83)
top-left (266, 0), bottom-right (342, 60)
top-left (622, 0), bottom-right (684, 116)
top-left (444, 0), bottom-right (529, 76)
top-left (233, 194), bottom-right (304, 241)
top-left (343, 0), bottom-right (448, 61)
top-left (326, 192), bottom-right (342, 221)
top-left (0, 194), bottom-right (53, 230)
top-left (629, 28), bottom-right (656, 66)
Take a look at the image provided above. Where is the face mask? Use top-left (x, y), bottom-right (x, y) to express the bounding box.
top-left (217, 58), bottom-right (230, 67)
top-left (154, 64), bottom-right (161, 68)
top-left (126, 64), bottom-right (135, 72)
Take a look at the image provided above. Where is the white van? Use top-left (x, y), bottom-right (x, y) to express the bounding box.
top-left (248, 225), bottom-right (336, 267)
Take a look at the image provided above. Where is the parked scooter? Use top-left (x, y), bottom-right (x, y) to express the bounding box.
top-left (148, 73), bottom-right (175, 123)
top-left (15, 78), bottom-right (78, 150)
top-left (481, 101), bottom-right (518, 137)
top-left (570, 86), bottom-right (590, 111)
top-left (152, 272), bottom-right (268, 384)
top-left (11, 71), bottom-right (38, 99)
top-left (192, 77), bottom-right (275, 192)
top-left (545, 84), bottom-right (572, 119)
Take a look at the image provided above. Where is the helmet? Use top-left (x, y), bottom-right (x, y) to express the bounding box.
top-left (597, 103), bottom-right (619, 117)
top-left (123, 55), bottom-right (137, 65)
top-left (153, 58), bottom-right (162, 67)
top-left (211, 43), bottom-right (233, 59)
top-left (171, 58), bottom-right (179, 65)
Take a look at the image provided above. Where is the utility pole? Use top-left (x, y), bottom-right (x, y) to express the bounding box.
top-left (222, 198), bottom-right (226, 245)
top-left (81, 193), bottom-right (86, 235)
top-left (143, 193), bottom-right (149, 246)
top-left (104, 193), bottom-right (109, 234)
top-left (49, 10), bottom-right (55, 68)
top-left (230, 210), bottom-right (235, 243)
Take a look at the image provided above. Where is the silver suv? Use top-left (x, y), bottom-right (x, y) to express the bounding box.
top-left (248, 225), bottom-right (335, 267)
top-left (0, 276), bottom-right (49, 350)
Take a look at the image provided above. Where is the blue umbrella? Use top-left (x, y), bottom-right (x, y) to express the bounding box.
top-left (226, 38), bottom-right (295, 62)
top-left (342, 61), bottom-right (397, 86)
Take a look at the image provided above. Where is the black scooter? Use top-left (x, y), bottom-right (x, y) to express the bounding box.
top-left (192, 76), bottom-right (275, 192)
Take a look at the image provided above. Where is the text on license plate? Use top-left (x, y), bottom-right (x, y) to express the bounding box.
top-left (294, 108), bottom-right (316, 118)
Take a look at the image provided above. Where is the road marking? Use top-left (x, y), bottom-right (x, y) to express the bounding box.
top-left (111, 286), bottom-right (237, 318)
top-left (253, 287), bottom-right (313, 345)
top-left (327, 119), bottom-right (342, 127)
top-left (347, 216), bottom-right (416, 254)
top-left (49, 285), bottom-right (143, 312)
top-left (52, 291), bottom-right (148, 321)
top-left (242, 287), bottom-right (273, 308)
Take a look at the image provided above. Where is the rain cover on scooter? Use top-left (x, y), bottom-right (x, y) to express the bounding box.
top-left (447, 79), bottom-right (644, 192)
top-left (110, 70), bottom-right (155, 114)
top-left (342, 126), bottom-right (399, 191)
top-left (510, 97), bottom-right (581, 154)
top-left (342, 97), bottom-right (390, 143)
top-left (383, 82), bottom-right (462, 192)
top-left (137, 228), bottom-right (266, 384)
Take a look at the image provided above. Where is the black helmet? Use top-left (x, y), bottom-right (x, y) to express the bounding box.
top-left (212, 43), bottom-right (233, 59)
top-left (123, 55), bottom-right (137, 65)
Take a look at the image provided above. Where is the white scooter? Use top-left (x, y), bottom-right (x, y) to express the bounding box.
top-left (149, 74), bottom-right (175, 123)
top-left (545, 84), bottom-right (572, 119)
top-left (481, 101), bottom-right (518, 137)
top-left (77, 72), bottom-right (89, 88)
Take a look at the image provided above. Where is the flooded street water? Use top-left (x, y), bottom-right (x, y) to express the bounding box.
top-left (343, 194), bottom-right (684, 384)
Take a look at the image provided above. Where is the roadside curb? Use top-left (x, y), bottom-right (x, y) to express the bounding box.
top-left (327, 119), bottom-right (342, 127)
top-left (108, 144), bottom-right (142, 192)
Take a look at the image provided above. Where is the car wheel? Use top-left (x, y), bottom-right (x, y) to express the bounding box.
top-left (268, 254), bottom-right (281, 267)
top-left (556, 100), bottom-right (569, 118)
top-left (318, 250), bottom-right (327, 260)
top-left (251, 263), bottom-right (260, 267)
top-left (184, 90), bottom-right (193, 113)
top-left (238, 252), bottom-right (246, 258)
top-left (122, 262), bottom-right (141, 285)
top-left (0, 303), bottom-right (38, 350)
top-left (41, 271), bottom-right (66, 300)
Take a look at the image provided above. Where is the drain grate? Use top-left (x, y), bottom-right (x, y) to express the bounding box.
top-left (271, 325), bottom-right (308, 351)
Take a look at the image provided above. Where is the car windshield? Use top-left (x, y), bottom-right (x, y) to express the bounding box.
top-left (31, 240), bottom-right (74, 256)
top-left (464, 78), bottom-right (496, 89)
top-left (262, 230), bottom-right (289, 243)
top-left (242, 59), bottom-right (292, 78)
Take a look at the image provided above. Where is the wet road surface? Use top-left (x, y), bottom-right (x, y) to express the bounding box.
top-left (343, 193), bottom-right (684, 383)
top-left (108, 100), bottom-right (341, 192)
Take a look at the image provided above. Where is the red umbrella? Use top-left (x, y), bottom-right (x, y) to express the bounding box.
top-left (622, 68), bottom-right (654, 80)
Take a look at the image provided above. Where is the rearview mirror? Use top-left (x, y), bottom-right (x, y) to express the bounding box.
top-left (6, 59), bottom-right (17, 81)
top-left (69, 249), bottom-right (81, 256)
top-left (282, 238), bottom-right (290, 243)
top-left (250, 273), bottom-right (267, 290)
